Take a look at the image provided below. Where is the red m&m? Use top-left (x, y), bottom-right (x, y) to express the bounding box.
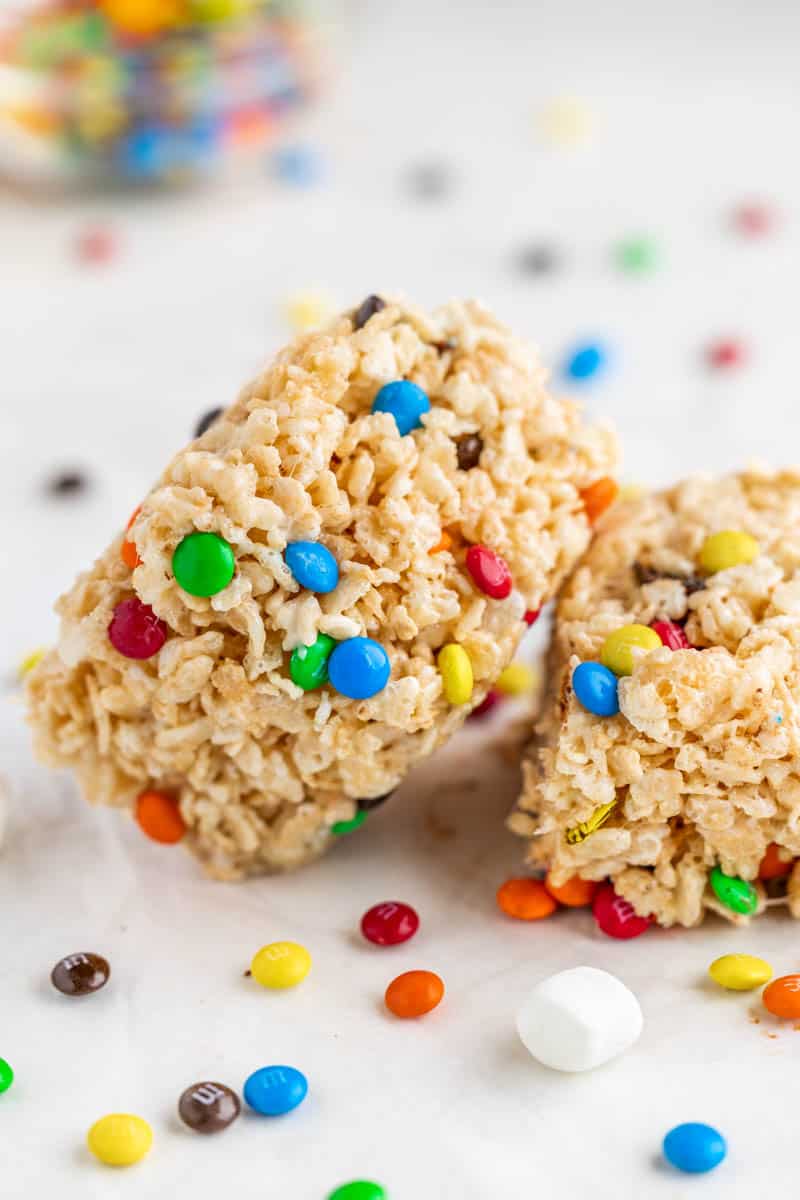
top-left (465, 545), bottom-right (512, 600)
top-left (524, 609), bottom-right (541, 626)
top-left (651, 620), bottom-right (690, 650)
top-left (592, 884), bottom-right (651, 940)
top-left (361, 902), bottom-right (419, 946)
top-left (108, 598), bottom-right (167, 660)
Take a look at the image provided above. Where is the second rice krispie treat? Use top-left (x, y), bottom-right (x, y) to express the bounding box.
top-left (510, 468), bottom-right (800, 927)
top-left (27, 295), bottom-right (616, 878)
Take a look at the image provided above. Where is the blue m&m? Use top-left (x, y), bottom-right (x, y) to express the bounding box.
top-left (572, 661), bottom-right (619, 716)
top-left (371, 380), bottom-right (430, 435)
top-left (663, 1123), bottom-right (727, 1174)
top-left (243, 1066), bottom-right (308, 1117)
top-left (564, 342), bottom-right (607, 382)
top-left (285, 541), bottom-right (339, 594)
top-left (328, 638), bottom-right (390, 699)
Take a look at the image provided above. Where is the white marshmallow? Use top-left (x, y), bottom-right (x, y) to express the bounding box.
top-left (516, 965), bottom-right (643, 1072)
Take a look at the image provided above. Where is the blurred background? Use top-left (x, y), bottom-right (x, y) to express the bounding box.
top-left (2, 0), bottom-right (799, 679)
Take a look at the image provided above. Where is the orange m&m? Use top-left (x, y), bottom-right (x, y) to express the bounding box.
top-left (385, 970), bottom-right (444, 1019)
top-left (580, 477), bottom-right (618, 525)
top-left (758, 843), bottom-right (793, 881)
top-left (429, 530), bottom-right (452, 554)
top-left (762, 974), bottom-right (800, 1019)
top-left (544, 873), bottom-right (598, 908)
top-left (496, 878), bottom-right (557, 921)
top-left (121, 506), bottom-right (142, 570)
top-left (135, 790), bottom-right (186, 844)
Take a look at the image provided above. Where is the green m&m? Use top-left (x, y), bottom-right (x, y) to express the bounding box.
top-left (0, 1058), bottom-right (14, 1094)
top-left (332, 810), bottom-right (367, 836)
top-left (290, 633), bottom-right (336, 691)
top-left (172, 531), bottom-right (235, 597)
top-left (327, 1183), bottom-right (386, 1200)
top-left (710, 866), bottom-right (758, 915)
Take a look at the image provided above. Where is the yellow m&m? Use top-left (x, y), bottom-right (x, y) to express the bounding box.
top-left (708, 953), bottom-right (773, 991)
top-left (600, 624), bottom-right (661, 677)
top-left (699, 531), bottom-right (759, 574)
top-left (250, 941), bottom-right (312, 990)
top-left (496, 662), bottom-right (537, 697)
top-left (87, 1114), bottom-right (152, 1166)
top-left (437, 643), bottom-right (473, 705)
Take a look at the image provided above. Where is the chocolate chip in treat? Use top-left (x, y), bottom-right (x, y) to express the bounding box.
top-left (178, 1082), bottom-right (241, 1134)
top-left (633, 562), bottom-right (706, 594)
top-left (406, 161), bottom-right (452, 200)
top-left (46, 470), bottom-right (89, 497)
top-left (454, 432), bottom-right (484, 470)
top-left (50, 952), bottom-right (110, 996)
top-left (516, 243), bottom-right (559, 275)
top-left (432, 337), bottom-right (458, 354)
top-left (357, 791), bottom-right (395, 813)
top-left (194, 407), bottom-right (223, 439)
top-left (353, 294), bottom-right (386, 330)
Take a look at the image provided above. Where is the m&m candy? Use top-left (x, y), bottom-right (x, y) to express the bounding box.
top-left (178, 1082), bottom-right (240, 1134)
top-left (706, 339), bottom-right (746, 369)
top-left (120, 506), bottom-right (142, 570)
top-left (663, 1123), bottom-right (726, 1174)
top-left (544, 874), bottom-right (598, 908)
top-left (496, 878), bottom-right (557, 921)
top-left (243, 1066), bottom-right (308, 1116)
top-left (465, 545), bottom-right (512, 600)
top-left (327, 1183), bottom-right (386, 1200)
top-left (469, 689), bottom-right (502, 719)
top-left (332, 810), bottom-right (367, 836)
top-left (762, 974), bottom-right (800, 1019)
top-left (564, 342), bottom-right (607, 382)
top-left (454, 432), bottom-right (483, 470)
top-left (135, 790), bottom-right (185, 844)
top-left (572, 661), bottom-right (619, 717)
top-left (361, 902), bottom-right (419, 946)
top-left (108, 598), bottom-right (167, 660)
top-left (699, 530), bottom-right (759, 573)
top-left (353, 294), bottom-right (386, 330)
top-left (372, 380), bottom-right (430, 436)
top-left (290, 633), bottom-right (336, 691)
top-left (579, 477), bottom-right (618, 524)
top-left (173, 531), bottom-right (235, 597)
top-left (437, 643), bottom-right (473, 705)
top-left (601, 624), bottom-right (661, 676)
top-left (195, 407), bottom-right (223, 438)
top-left (0, 1059), bottom-right (14, 1094)
top-left (328, 638), bottom-right (390, 700)
top-left (759, 843), bottom-right (792, 880)
top-left (250, 941), bottom-right (311, 989)
top-left (87, 1114), bottom-right (153, 1167)
top-left (523, 608), bottom-right (541, 626)
top-left (285, 542), bottom-right (339, 594)
top-left (385, 970), bottom-right (444, 1018)
top-left (709, 866), bottom-right (757, 916)
top-left (708, 954), bottom-right (772, 991)
top-left (51, 953), bottom-right (110, 997)
top-left (592, 885), bottom-right (651, 939)
top-left (357, 791), bottom-right (395, 812)
top-left (496, 662), bottom-right (536, 696)
top-left (651, 620), bottom-right (690, 650)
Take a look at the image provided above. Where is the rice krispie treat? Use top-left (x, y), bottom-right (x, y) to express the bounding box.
top-left (510, 468), bottom-right (800, 927)
top-left (27, 296), bottom-right (616, 878)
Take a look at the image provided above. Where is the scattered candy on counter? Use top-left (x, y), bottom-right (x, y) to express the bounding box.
top-left (327, 1182), bottom-right (387, 1200)
top-left (469, 688), bottom-right (502, 719)
top-left (496, 877), bottom-right (557, 921)
top-left (762, 974), bottom-right (800, 1019)
top-left (579, 476), bottom-right (619, 524)
top-left (565, 800), bottom-right (617, 845)
top-left (662, 1123), bottom-right (727, 1175)
top-left (135, 789), bottom-right (186, 844)
top-left (178, 1082), bottom-right (240, 1134)
top-left (614, 236), bottom-right (658, 274)
top-left (706, 338), bottom-right (747, 369)
top-left (516, 966), bottom-right (643, 1073)
top-left (331, 810), bottom-right (368, 836)
top-left (0, 1059), bottom-right (14, 1094)
top-left (285, 292), bottom-right (334, 332)
top-left (709, 866), bottom-right (758, 916)
top-left (563, 341), bottom-right (607, 382)
top-left (600, 623), bottom-right (661, 677)
top-left (537, 96), bottom-right (593, 145)
top-left (273, 143), bottom-right (323, 187)
top-left (453, 431), bottom-right (483, 470)
top-left (361, 902), bottom-right (419, 947)
top-left (250, 941), bottom-right (312, 990)
top-left (496, 662), bottom-right (537, 696)
top-left (699, 530), bottom-right (759, 573)
top-left (243, 1065), bottom-right (308, 1116)
top-left (17, 647), bottom-right (47, 678)
top-left (572, 661), bottom-right (619, 717)
top-left (544, 874), bottom-right (598, 907)
top-left (465, 545), bottom-right (512, 600)
top-left (75, 226), bottom-right (117, 264)
top-left (353, 294), bottom-right (386, 330)
top-left (45, 468), bottom-right (90, 496)
top-left (708, 954), bottom-right (772, 991)
top-left (51, 952), bottom-right (110, 997)
top-left (371, 380), bottom-right (430, 436)
top-left (290, 633), bottom-right (336, 691)
top-left (732, 201), bottom-right (774, 236)
top-left (437, 643), bottom-right (474, 705)
top-left (328, 637), bottom-right (391, 700)
top-left (592, 885), bottom-right (652, 939)
top-left (385, 970), bottom-right (444, 1019)
top-left (172, 531), bottom-right (235, 597)
top-left (87, 1113), bottom-right (153, 1167)
top-left (516, 243), bottom-right (560, 275)
top-left (405, 161), bottom-right (452, 200)
top-left (357, 790), bottom-right (394, 813)
top-left (758, 843), bottom-right (793, 880)
top-left (650, 619), bottom-right (691, 650)
top-left (194, 407), bottom-right (223, 438)
top-left (108, 598), bottom-right (167, 659)
top-left (285, 541), bottom-right (339, 594)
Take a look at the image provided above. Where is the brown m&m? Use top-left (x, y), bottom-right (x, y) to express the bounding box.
top-left (50, 952), bottom-right (110, 997)
top-left (178, 1082), bottom-right (241, 1134)
top-left (454, 432), bottom-right (483, 470)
